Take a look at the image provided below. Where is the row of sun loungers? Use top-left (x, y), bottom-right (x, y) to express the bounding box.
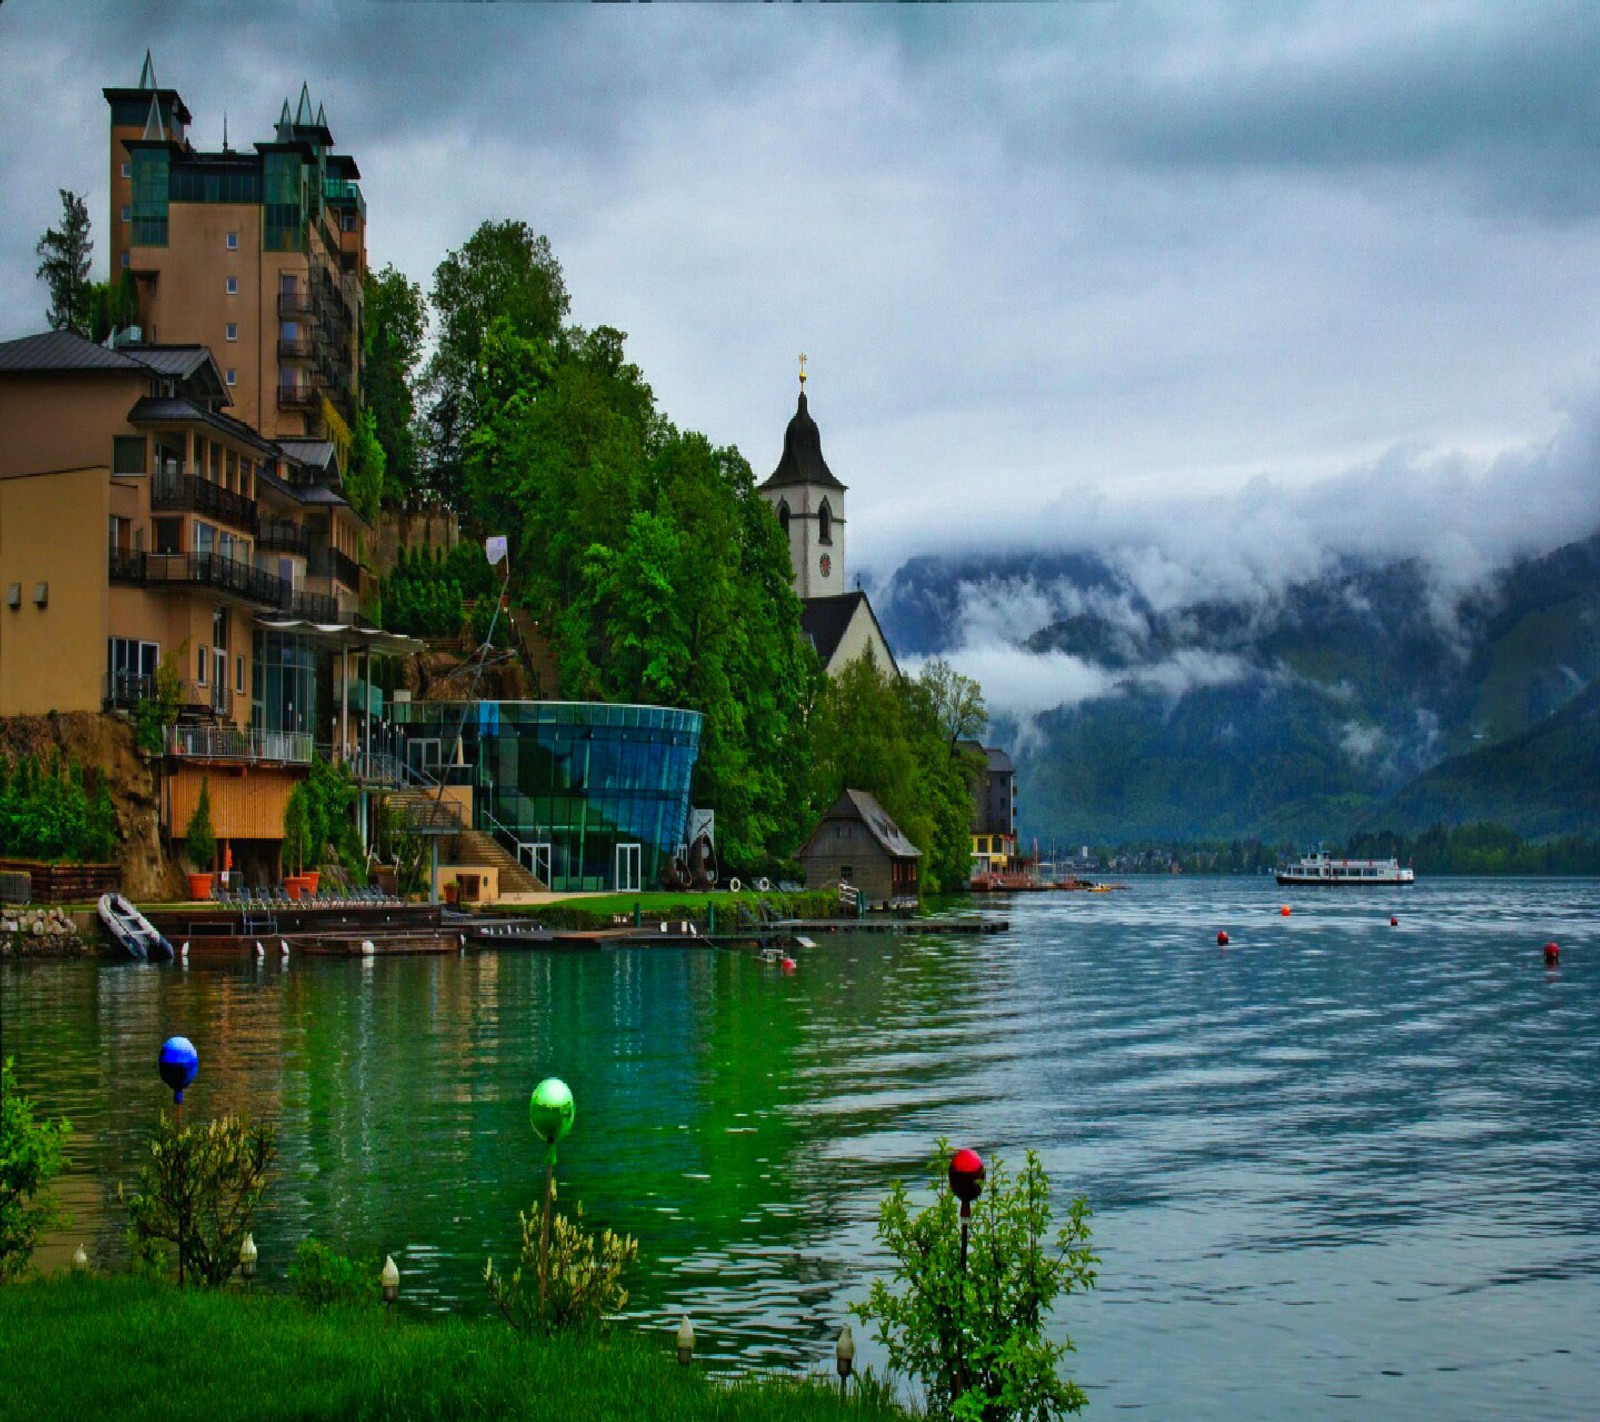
top-left (211, 883), bottom-right (405, 910)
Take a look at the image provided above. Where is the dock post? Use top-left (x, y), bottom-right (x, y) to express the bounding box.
top-left (709, 902), bottom-right (715, 936)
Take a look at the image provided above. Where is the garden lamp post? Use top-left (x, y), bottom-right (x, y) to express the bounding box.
top-left (71, 1244), bottom-right (89, 1272)
top-left (239, 1232), bottom-right (257, 1285)
top-left (676, 1315), bottom-right (695, 1366)
top-left (381, 1255), bottom-right (400, 1322)
top-left (529, 1077), bottom-right (575, 1322)
top-left (836, 1323), bottom-right (856, 1399)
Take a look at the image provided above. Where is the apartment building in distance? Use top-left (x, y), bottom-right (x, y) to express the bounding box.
top-left (105, 51), bottom-right (365, 440)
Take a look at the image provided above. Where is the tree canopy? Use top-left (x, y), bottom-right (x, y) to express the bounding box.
top-left (362, 263), bottom-right (425, 504)
top-left (35, 190), bottom-right (93, 336)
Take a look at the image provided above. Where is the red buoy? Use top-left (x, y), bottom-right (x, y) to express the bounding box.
top-left (1217, 930), bottom-right (1230, 946)
top-left (1543, 942), bottom-right (1560, 966)
top-left (1281, 905), bottom-right (1292, 917)
top-left (948, 1148), bottom-right (985, 1213)
top-left (780, 956), bottom-right (796, 974)
top-left (1390, 916), bottom-right (1399, 927)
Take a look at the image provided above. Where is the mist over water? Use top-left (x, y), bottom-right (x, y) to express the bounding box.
top-left (5, 878), bottom-right (1597, 1418)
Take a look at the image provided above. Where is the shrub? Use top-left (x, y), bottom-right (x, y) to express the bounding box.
top-left (853, 1141), bottom-right (1097, 1422)
top-left (183, 777), bottom-right (217, 875)
top-left (0, 1058), bottom-right (72, 1282)
top-left (282, 783), bottom-right (311, 876)
top-left (125, 1113), bottom-right (275, 1287)
top-left (289, 1238), bottom-right (376, 1310)
top-left (484, 1196), bottom-right (639, 1335)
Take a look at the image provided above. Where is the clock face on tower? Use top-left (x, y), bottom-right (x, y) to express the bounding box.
top-left (819, 553), bottom-right (831, 577)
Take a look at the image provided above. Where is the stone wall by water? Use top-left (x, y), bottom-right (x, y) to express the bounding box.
top-left (0, 906), bottom-right (95, 958)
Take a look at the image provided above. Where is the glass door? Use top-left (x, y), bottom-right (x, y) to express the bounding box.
top-left (614, 842), bottom-right (641, 893)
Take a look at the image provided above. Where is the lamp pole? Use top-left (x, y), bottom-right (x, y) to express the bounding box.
top-left (948, 1148), bottom-right (985, 1402)
top-left (157, 1036), bottom-right (199, 1284)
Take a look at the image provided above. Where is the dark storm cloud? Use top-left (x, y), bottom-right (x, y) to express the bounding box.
top-left (3, 0), bottom-right (1597, 629)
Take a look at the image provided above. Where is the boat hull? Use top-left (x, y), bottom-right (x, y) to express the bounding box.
top-left (1275, 871), bottom-right (1414, 887)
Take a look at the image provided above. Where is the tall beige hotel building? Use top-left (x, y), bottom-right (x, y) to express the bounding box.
top-left (0, 55), bottom-right (407, 878)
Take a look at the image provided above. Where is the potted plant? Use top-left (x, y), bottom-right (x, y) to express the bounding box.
top-left (282, 782), bottom-right (311, 897)
top-left (183, 776), bottom-right (217, 900)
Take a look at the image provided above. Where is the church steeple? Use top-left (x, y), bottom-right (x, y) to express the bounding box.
top-left (758, 360), bottom-right (847, 599)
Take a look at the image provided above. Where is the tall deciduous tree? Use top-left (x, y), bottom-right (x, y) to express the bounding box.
top-left (35, 190), bottom-right (93, 336)
top-left (425, 220), bottom-right (570, 508)
top-left (362, 263), bottom-right (425, 504)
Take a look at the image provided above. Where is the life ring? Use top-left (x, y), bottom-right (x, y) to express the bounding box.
top-left (728, 877), bottom-right (741, 893)
top-left (756, 877), bottom-right (771, 893)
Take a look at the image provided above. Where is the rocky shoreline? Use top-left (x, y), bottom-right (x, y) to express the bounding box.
top-left (0, 906), bottom-right (99, 959)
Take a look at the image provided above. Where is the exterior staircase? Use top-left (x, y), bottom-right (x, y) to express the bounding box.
top-left (383, 788), bottom-right (544, 894)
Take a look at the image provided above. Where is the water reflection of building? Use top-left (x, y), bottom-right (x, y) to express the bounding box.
top-left (392, 701), bottom-right (702, 893)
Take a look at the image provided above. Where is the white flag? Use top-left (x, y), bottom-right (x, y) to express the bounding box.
top-left (485, 535), bottom-right (508, 567)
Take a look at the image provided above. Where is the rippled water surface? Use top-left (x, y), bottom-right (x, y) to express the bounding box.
top-left (5, 878), bottom-right (1598, 1418)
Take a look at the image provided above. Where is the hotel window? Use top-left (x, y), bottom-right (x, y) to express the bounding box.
top-left (120, 252), bottom-right (129, 268)
top-left (112, 435), bottom-right (147, 474)
top-left (195, 522), bottom-right (216, 557)
top-left (226, 276), bottom-right (238, 295)
top-left (197, 645), bottom-right (209, 686)
top-left (121, 161), bottom-right (131, 179)
top-left (225, 323), bottom-right (238, 342)
top-left (120, 205), bottom-right (130, 222)
top-left (236, 654), bottom-right (245, 696)
top-left (153, 518), bottom-right (181, 555)
top-left (226, 368), bottom-right (237, 386)
top-left (226, 231), bottom-right (238, 250)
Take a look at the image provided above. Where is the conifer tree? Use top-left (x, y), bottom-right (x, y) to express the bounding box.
top-left (35, 190), bottom-right (94, 336)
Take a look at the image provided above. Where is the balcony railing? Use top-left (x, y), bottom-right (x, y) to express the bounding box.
top-left (310, 545), bottom-right (362, 590)
top-left (277, 382), bottom-right (323, 411)
top-left (151, 471), bottom-right (259, 535)
top-left (277, 337), bottom-right (315, 362)
top-left (107, 549), bottom-right (337, 622)
top-left (258, 519), bottom-right (311, 555)
top-left (277, 291), bottom-right (315, 318)
top-left (105, 671), bottom-right (156, 709)
top-left (166, 725), bottom-right (314, 765)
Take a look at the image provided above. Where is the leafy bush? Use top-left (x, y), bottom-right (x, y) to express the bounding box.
top-left (0, 753), bottom-right (104, 864)
top-left (183, 777), bottom-right (216, 875)
top-left (484, 1196), bottom-right (639, 1335)
top-left (0, 1057), bottom-right (72, 1282)
top-left (289, 1238), bottom-right (376, 1310)
top-left (853, 1142), bottom-right (1097, 1422)
top-left (131, 645), bottom-right (185, 756)
top-left (125, 1113), bottom-right (276, 1287)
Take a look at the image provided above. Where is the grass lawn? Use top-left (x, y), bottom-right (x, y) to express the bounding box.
top-left (0, 1274), bottom-right (908, 1422)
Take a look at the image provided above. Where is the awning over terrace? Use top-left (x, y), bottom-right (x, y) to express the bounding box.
top-left (253, 617), bottom-right (423, 657)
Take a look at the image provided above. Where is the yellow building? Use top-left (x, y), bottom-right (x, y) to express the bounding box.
top-left (104, 52), bottom-right (365, 441)
top-left (0, 330), bottom-right (397, 876)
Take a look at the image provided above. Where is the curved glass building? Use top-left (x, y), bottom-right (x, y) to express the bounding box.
top-left (392, 701), bottom-right (702, 893)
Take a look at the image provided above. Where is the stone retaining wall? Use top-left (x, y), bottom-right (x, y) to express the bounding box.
top-left (0, 905), bottom-right (96, 958)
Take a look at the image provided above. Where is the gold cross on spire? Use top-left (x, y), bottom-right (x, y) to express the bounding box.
top-left (798, 352), bottom-right (808, 388)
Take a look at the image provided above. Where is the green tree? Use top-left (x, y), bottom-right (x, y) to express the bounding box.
top-left (425, 220), bottom-right (570, 508)
top-left (125, 1114), bottom-right (275, 1287)
top-left (35, 190), bottom-right (93, 336)
top-left (484, 1200), bottom-right (639, 1336)
top-left (0, 1058), bottom-right (72, 1282)
top-left (923, 657), bottom-right (989, 754)
top-left (854, 1143), bottom-right (1097, 1422)
top-left (282, 783), bottom-right (311, 877)
top-left (87, 269), bottom-right (140, 343)
top-left (183, 777), bottom-right (216, 875)
top-left (343, 406), bottom-right (386, 523)
top-left (363, 262), bottom-right (426, 504)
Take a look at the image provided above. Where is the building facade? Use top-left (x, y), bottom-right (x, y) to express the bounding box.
top-left (105, 53), bottom-right (364, 440)
top-left (757, 372), bottom-right (897, 676)
top-left (797, 788), bottom-right (921, 909)
top-left (961, 741), bottom-right (1018, 874)
top-left (391, 701), bottom-right (703, 894)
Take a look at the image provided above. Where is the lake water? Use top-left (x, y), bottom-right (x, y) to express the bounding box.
top-left (4, 878), bottom-right (1597, 1418)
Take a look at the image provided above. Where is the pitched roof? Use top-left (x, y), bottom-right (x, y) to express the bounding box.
top-left (813, 788), bottom-right (922, 859)
top-left (125, 396), bottom-right (277, 456)
top-left (0, 330), bottom-right (149, 374)
top-left (759, 389), bottom-right (845, 492)
top-left (799, 590), bottom-right (899, 675)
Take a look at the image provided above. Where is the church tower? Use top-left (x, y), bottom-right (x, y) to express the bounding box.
top-left (757, 357), bottom-right (845, 600)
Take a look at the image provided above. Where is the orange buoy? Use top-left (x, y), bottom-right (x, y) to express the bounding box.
top-left (780, 956), bottom-right (796, 974)
top-left (1217, 931), bottom-right (1230, 946)
top-left (1390, 916), bottom-right (1399, 927)
top-left (1543, 942), bottom-right (1560, 966)
top-left (1281, 905), bottom-right (1291, 917)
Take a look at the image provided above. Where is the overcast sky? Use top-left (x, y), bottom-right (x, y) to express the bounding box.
top-left (4, 1), bottom-right (1598, 595)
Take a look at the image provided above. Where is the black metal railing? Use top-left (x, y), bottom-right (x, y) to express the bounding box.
top-left (110, 546), bottom-right (344, 623)
top-left (277, 336), bottom-right (315, 361)
top-left (309, 545), bottom-right (361, 590)
top-left (109, 547), bottom-right (146, 584)
top-left (288, 587), bottom-right (338, 622)
top-left (104, 671), bottom-right (156, 709)
top-left (277, 382), bottom-right (323, 411)
top-left (150, 471), bottom-right (258, 534)
top-left (277, 291), bottom-right (314, 318)
top-left (258, 519), bottom-right (311, 555)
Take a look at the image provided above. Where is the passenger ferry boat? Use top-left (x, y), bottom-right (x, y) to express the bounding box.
top-left (1276, 849), bottom-right (1415, 887)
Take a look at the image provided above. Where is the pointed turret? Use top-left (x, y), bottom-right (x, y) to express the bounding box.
top-left (295, 82), bottom-right (314, 127)
top-left (141, 92), bottom-right (167, 142)
top-left (276, 98), bottom-right (293, 142)
top-left (138, 49), bottom-right (157, 91)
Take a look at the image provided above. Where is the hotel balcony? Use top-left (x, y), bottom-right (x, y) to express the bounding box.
top-left (276, 381), bottom-right (323, 411)
top-left (151, 470), bottom-right (259, 535)
top-left (107, 549), bottom-right (338, 623)
top-left (105, 673), bottom-right (229, 718)
top-left (309, 544), bottom-right (362, 591)
top-left (165, 724), bottom-right (314, 765)
top-left (278, 336), bottom-right (316, 362)
top-left (258, 518), bottom-right (311, 556)
top-left (277, 291), bottom-right (315, 319)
